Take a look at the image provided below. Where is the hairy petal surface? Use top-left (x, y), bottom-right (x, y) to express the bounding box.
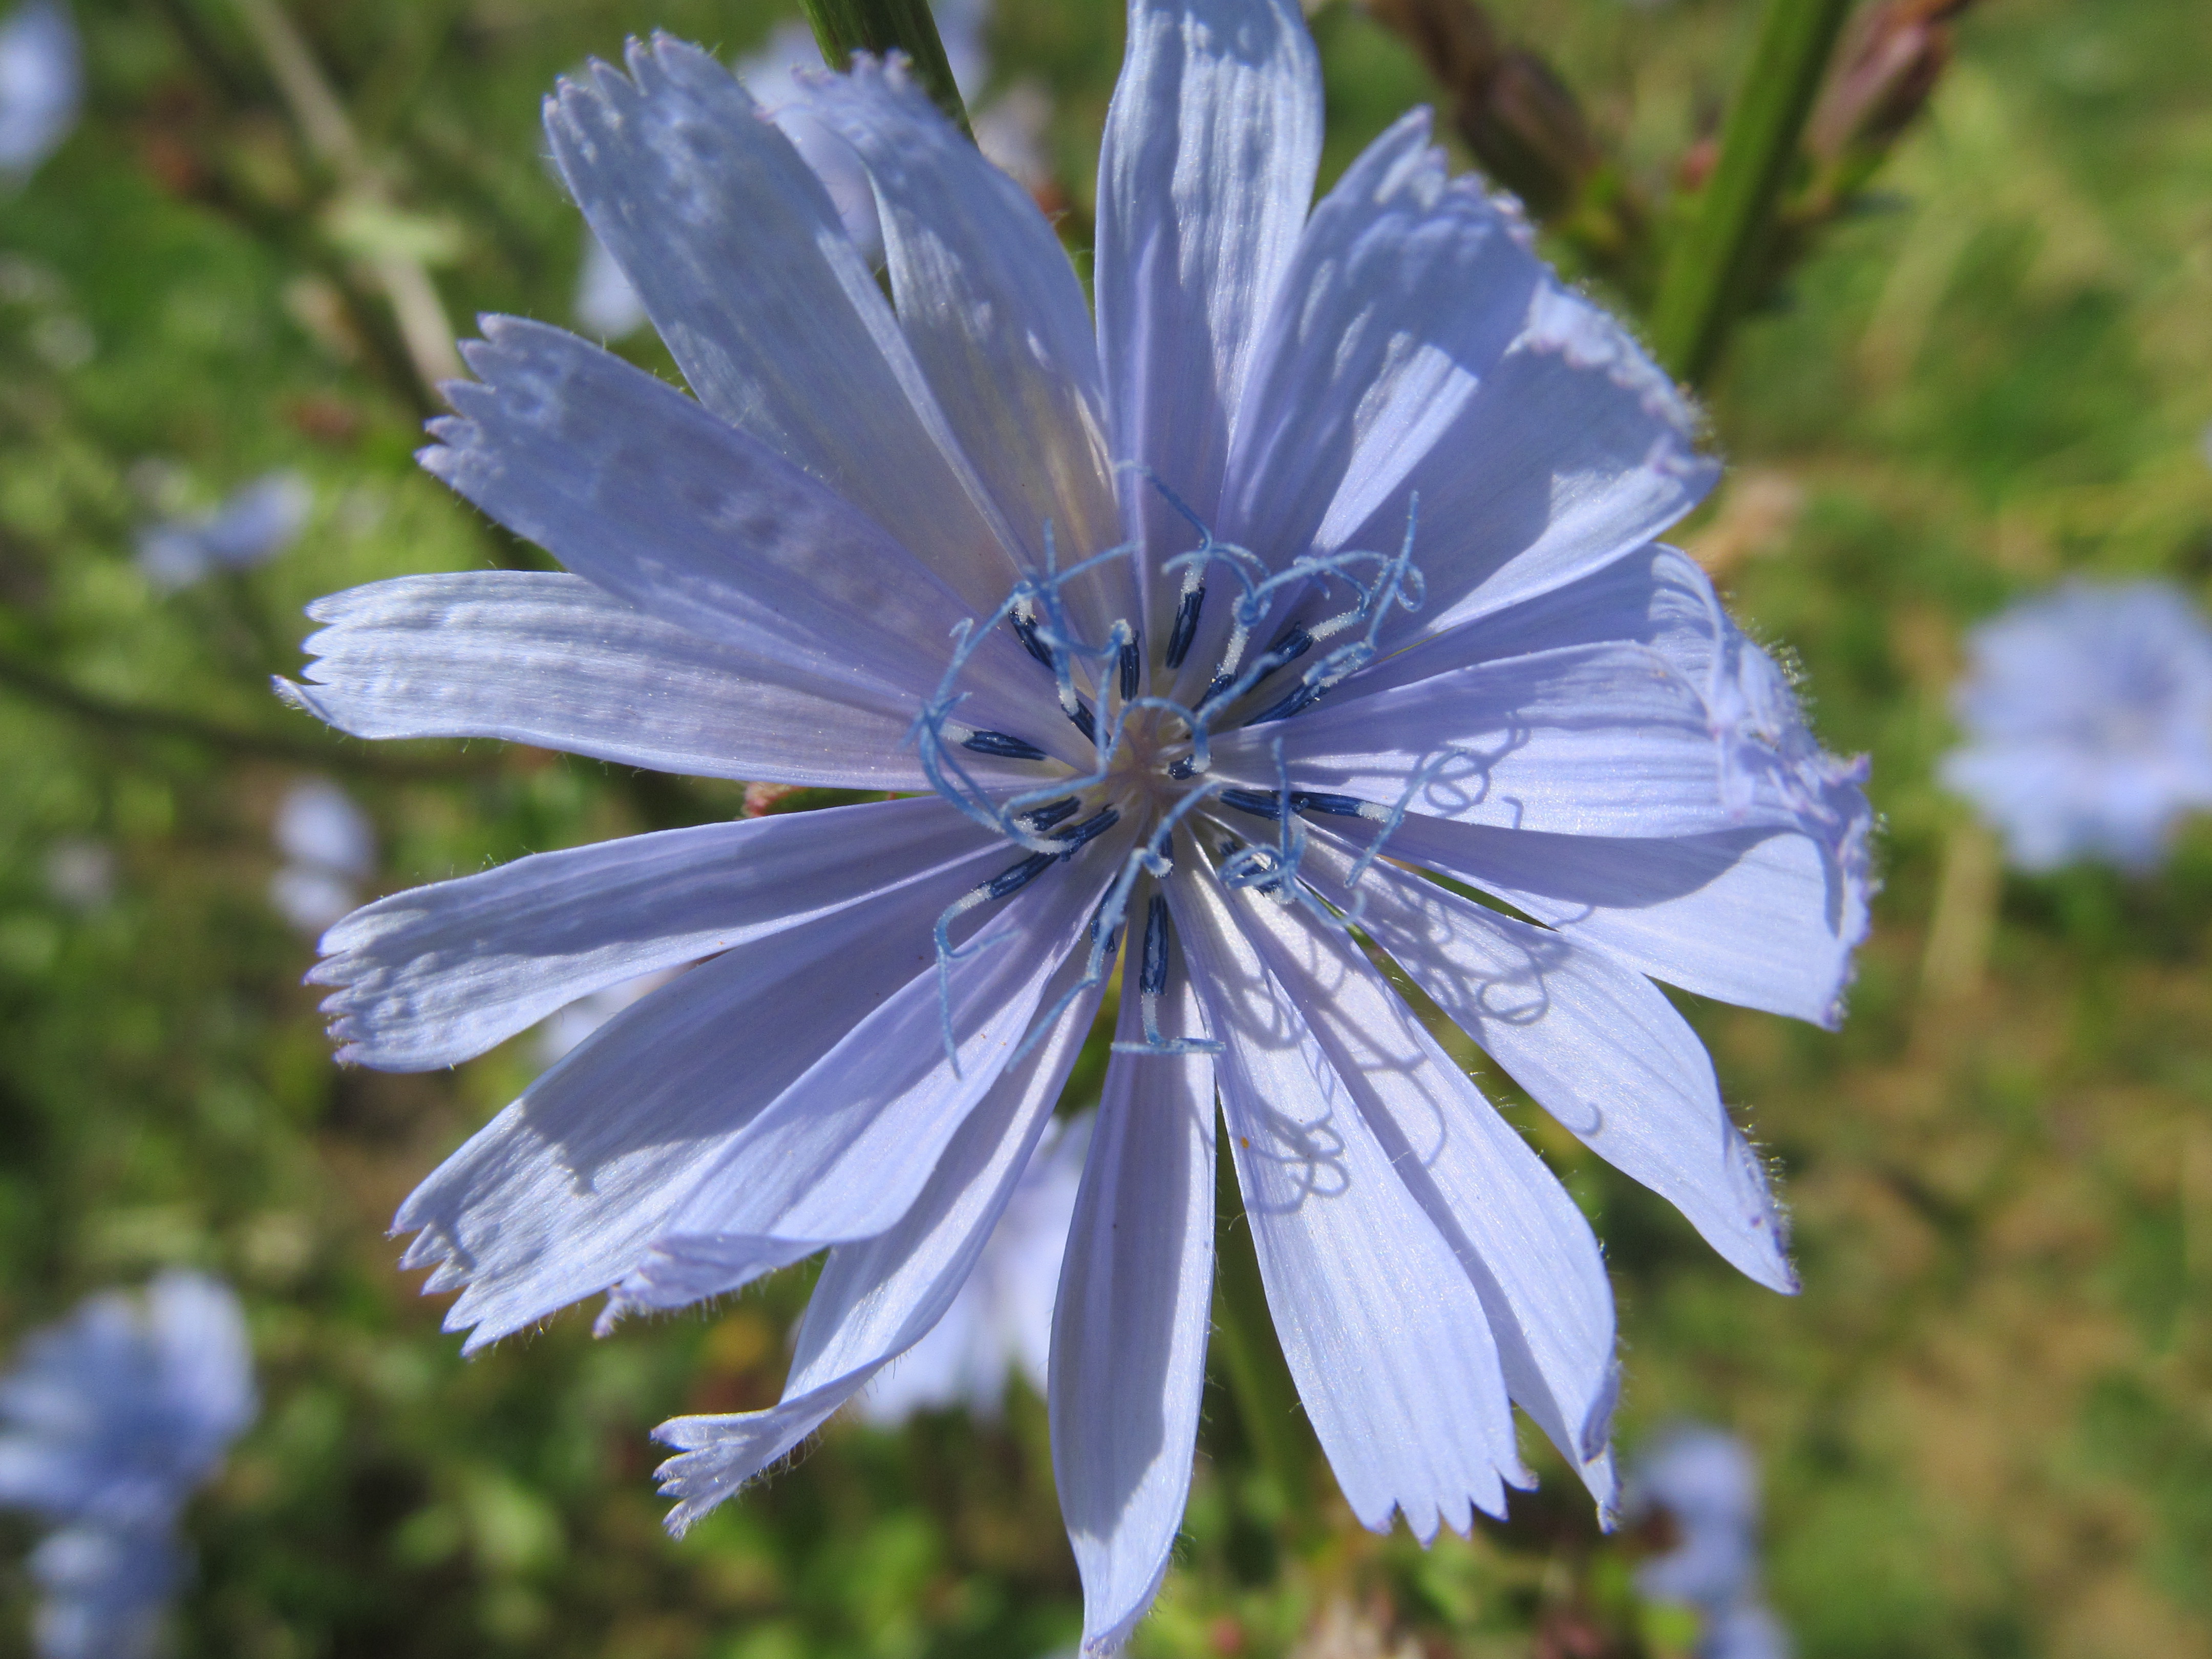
top-left (1053, 949), bottom-right (1215, 1653)
top-left (1302, 835), bottom-right (1795, 1292)
top-left (801, 60), bottom-right (1130, 632)
top-left (1225, 641), bottom-right (1783, 840)
top-left (391, 846), bottom-right (1008, 1351)
top-left (315, 797), bottom-right (1001, 1071)
top-left (653, 959), bottom-right (1104, 1531)
top-left (1219, 113), bottom-right (1531, 560)
top-left (424, 316), bottom-right (1049, 738)
top-left (1097, 0), bottom-right (1321, 634)
top-left (544, 34), bottom-right (1019, 613)
top-left (1379, 815), bottom-right (1867, 1029)
top-left (1335, 281), bottom-right (1718, 649)
top-left (610, 860), bottom-right (1108, 1311)
top-left (1231, 877), bottom-right (1620, 1513)
top-left (280, 571), bottom-right (996, 792)
top-left (1168, 855), bottom-right (1521, 1539)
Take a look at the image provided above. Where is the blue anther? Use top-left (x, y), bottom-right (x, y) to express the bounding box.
top-left (984, 850), bottom-right (1057, 901)
top-left (1053, 806), bottom-right (1122, 857)
top-left (1165, 583), bottom-right (1205, 669)
top-left (1068, 698), bottom-right (1098, 745)
top-left (1220, 788), bottom-right (1286, 820)
top-left (1265, 624), bottom-right (1313, 666)
top-left (1010, 607), bottom-right (1054, 668)
top-left (1140, 895), bottom-right (1170, 996)
top-left (1089, 894), bottom-right (1126, 962)
top-left (1290, 791), bottom-right (1370, 818)
top-left (962, 729), bottom-right (1048, 761)
top-left (1246, 680), bottom-right (1326, 725)
top-left (1018, 796), bottom-right (1081, 833)
top-left (1119, 639), bottom-right (1140, 702)
top-left (1166, 756), bottom-right (1197, 780)
top-left (1201, 672), bottom-right (1235, 705)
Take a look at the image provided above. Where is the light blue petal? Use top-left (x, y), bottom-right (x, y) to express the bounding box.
top-left (281, 571), bottom-right (1026, 791)
top-left (652, 959), bottom-right (1104, 1532)
top-left (424, 316), bottom-right (1055, 742)
top-left (544, 35), bottom-right (1023, 616)
top-left (1228, 641), bottom-right (1778, 840)
top-left (391, 842), bottom-right (1032, 1351)
top-left (1301, 832), bottom-right (1796, 1295)
top-left (1052, 950), bottom-right (1215, 1654)
top-left (1229, 871), bottom-right (1621, 1517)
top-left (799, 60), bottom-right (1132, 637)
top-left (1378, 815), bottom-right (1868, 1029)
top-left (1096, 0), bottom-right (1321, 637)
top-left (313, 796), bottom-right (1004, 1071)
top-left (1333, 279), bottom-right (1717, 652)
top-left (1167, 853), bottom-right (1523, 1540)
top-left (1336, 545), bottom-right (1718, 704)
top-left (610, 854), bottom-right (1112, 1312)
top-left (860, 1112), bottom-right (1092, 1422)
top-left (1172, 111), bottom-right (1536, 697)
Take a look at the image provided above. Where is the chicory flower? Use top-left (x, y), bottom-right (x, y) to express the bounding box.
top-left (1941, 579), bottom-right (2212, 872)
top-left (0, 1273), bottom-right (256, 1659)
top-left (282, 2), bottom-right (1871, 1647)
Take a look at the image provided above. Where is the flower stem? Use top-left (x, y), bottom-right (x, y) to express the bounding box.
top-left (800, 0), bottom-right (973, 138)
top-left (1212, 1121), bottom-right (1316, 1512)
top-left (1649, 0), bottom-right (1855, 385)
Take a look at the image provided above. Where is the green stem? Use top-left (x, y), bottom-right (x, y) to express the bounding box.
top-left (799, 0), bottom-right (972, 138)
top-left (1212, 1118), bottom-right (1316, 1508)
top-left (1649, 0), bottom-right (1854, 385)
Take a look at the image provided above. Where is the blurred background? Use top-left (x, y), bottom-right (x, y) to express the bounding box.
top-left (0, 0), bottom-right (2207, 1654)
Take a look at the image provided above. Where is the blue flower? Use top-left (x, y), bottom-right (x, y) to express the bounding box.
top-left (279, 5), bottom-right (1870, 1648)
top-left (0, 1273), bottom-right (256, 1659)
top-left (0, 0), bottom-right (78, 185)
top-left (1941, 579), bottom-right (2212, 872)
top-left (1628, 1424), bottom-right (1790, 1659)
top-left (136, 471), bottom-right (314, 592)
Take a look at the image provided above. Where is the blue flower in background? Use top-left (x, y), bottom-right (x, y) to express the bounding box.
top-left (136, 471), bottom-right (313, 592)
top-left (1941, 579), bottom-right (2212, 872)
top-left (857, 1113), bottom-right (1089, 1423)
top-left (279, 2), bottom-right (1870, 1647)
top-left (268, 777), bottom-right (377, 934)
top-left (0, 1272), bottom-right (257, 1659)
top-left (1630, 1425), bottom-right (1790, 1659)
top-left (0, 0), bottom-right (78, 185)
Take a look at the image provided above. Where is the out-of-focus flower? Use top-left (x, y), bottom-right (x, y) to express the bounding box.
top-left (41, 838), bottom-right (114, 912)
top-left (0, 0), bottom-right (79, 185)
top-left (269, 778), bottom-right (375, 934)
top-left (1940, 580), bottom-right (2212, 872)
top-left (572, 3), bottom-right (1001, 338)
top-left (135, 471), bottom-right (313, 592)
top-left (858, 1113), bottom-right (1089, 1422)
top-left (535, 968), bottom-right (682, 1067)
top-left (0, 1272), bottom-right (257, 1659)
top-left (1629, 1426), bottom-right (1789, 1659)
top-left (573, 232), bottom-right (649, 340)
top-left (282, 9), bottom-right (1870, 1649)
top-left (972, 78), bottom-right (1056, 198)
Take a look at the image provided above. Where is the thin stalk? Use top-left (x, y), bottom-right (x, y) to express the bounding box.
top-left (1212, 1116), bottom-right (1316, 1510)
top-left (229, 0), bottom-right (463, 395)
top-left (1649, 0), bottom-right (1855, 385)
top-left (800, 0), bottom-right (972, 137)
